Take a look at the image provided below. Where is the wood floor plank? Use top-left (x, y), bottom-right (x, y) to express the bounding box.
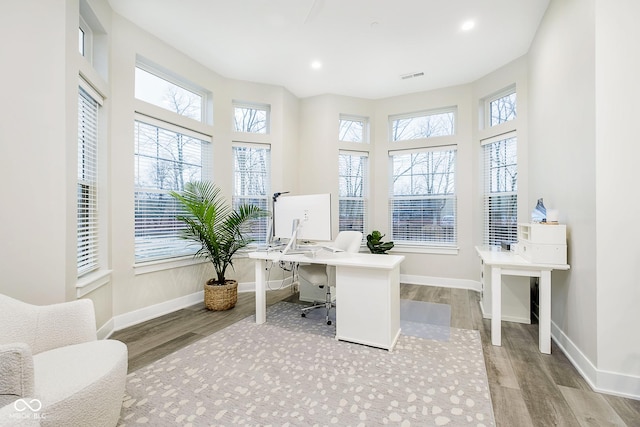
top-left (490, 385), bottom-right (534, 427)
top-left (559, 385), bottom-right (627, 426)
top-left (604, 394), bottom-right (640, 426)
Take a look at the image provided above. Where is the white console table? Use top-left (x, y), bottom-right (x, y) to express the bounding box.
top-left (475, 246), bottom-right (570, 354)
top-left (248, 251), bottom-right (405, 351)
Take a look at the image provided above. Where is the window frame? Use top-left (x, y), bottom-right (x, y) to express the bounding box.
top-left (77, 80), bottom-right (102, 278)
top-left (133, 115), bottom-right (211, 264)
top-left (389, 107), bottom-right (456, 143)
top-left (133, 61), bottom-right (213, 268)
top-left (388, 146), bottom-right (458, 250)
top-left (232, 142), bottom-right (271, 245)
top-left (338, 150), bottom-right (369, 238)
top-left (79, 14), bottom-right (92, 61)
top-left (339, 114), bottom-right (369, 143)
top-left (233, 101), bottom-right (271, 134)
top-left (485, 85), bottom-right (517, 128)
top-left (482, 132), bottom-right (518, 246)
top-left (135, 61), bottom-right (208, 123)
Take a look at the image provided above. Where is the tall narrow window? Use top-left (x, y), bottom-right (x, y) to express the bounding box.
top-left (390, 108), bottom-right (456, 142)
top-left (389, 147), bottom-right (457, 246)
top-left (233, 102), bottom-right (270, 134)
top-left (134, 119), bottom-right (210, 262)
top-left (77, 84), bottom-right (101, 276)
top-left (338, 151), bottom-right (368, 235)
top-left (483, 134), bottom-right (517, 245)
top-left (339, 115), bottom-right (368, 143)
top-left (232, 144), bottom-right (271, 243)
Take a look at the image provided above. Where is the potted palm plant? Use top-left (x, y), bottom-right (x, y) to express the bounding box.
top-left (170, 181), bottom-right (268, 311)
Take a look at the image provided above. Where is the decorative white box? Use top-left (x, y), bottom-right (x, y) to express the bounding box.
top-left (517, 223), bottom-right (567, 264)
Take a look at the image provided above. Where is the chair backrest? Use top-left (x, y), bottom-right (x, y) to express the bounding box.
top-left (333, 231), bottom-right (363, 253)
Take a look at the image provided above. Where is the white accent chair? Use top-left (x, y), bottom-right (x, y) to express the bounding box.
top-left (299, 231), bottom-right (363, 325)
top-left (0, 294), bottom-right (128, 427)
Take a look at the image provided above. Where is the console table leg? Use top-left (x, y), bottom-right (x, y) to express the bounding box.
top-left (539, 270), bottom-right (552, 354)
top-left (491, 266), bottom-right (502, 346)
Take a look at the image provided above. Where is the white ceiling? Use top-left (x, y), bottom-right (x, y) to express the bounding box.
top-left (107, 0), bottom-right (550, 99)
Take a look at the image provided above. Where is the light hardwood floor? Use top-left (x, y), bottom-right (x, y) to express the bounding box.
top-left (111, 284), bottom-right (640, 426)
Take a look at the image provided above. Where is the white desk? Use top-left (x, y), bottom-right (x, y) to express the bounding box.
top-left (248, 250), bottom-right (405, 351)
top-left (475, 246), bottom-right (570, 354)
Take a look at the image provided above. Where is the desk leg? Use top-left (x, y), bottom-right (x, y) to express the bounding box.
top-left (254, 259), bottom-right (266, 324)
top-left (539, 270), bottom-right (552, 354)
top-left (491, 266), bottom-right (502, 347)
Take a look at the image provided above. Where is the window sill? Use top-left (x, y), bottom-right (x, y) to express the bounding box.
top-left (390, 245), bottom-right (459, 255)
top-left (76, 269), bottom-right (113, 298)
top-left (134, 256), bottom-right (208, 276)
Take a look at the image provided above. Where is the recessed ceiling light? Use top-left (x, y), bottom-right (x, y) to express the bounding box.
top-left (461, 20), bottom-right (475, 31)
top-left (310, 60), bottom-right (322, 70)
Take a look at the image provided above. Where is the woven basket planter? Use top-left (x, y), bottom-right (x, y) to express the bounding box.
top-left (204, 279), bottom-right (238, 311)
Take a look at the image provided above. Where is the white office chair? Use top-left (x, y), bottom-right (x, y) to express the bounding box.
top-left (299, 230), bottom-right (363, 325)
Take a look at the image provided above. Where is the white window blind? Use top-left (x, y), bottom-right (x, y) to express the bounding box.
top-left (232, 143), bottom-right (271, 243)
top-left (483, 133), bottom-right (517, 245)
top-left (389, 146), bottom-right (457, 246)
top-left (134, 118), bottom-right (210, 262)
top-left (338, 151), bottom-right (368, 236)
top-left (77, 84), bottom-right (101, 276)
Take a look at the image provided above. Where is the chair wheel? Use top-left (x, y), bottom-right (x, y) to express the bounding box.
top-left (301, 313), bottom-right (306, 317)
top-left (327, 320), bottom-right (332, 325)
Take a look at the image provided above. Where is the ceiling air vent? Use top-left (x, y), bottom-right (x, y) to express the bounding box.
top-left (400, 72), bottom-right (425, 80)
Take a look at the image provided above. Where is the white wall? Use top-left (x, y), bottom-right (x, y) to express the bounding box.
top-left (528, 0), bottom-right (598, 373)
top-left (528, 0), bottom-right (640, 396)
top-left (0, 0), bottom-right (74, 304)
top-left (594, 0), bottom-right (640, 386)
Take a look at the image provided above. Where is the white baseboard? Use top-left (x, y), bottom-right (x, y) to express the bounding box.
top-left (400, 274), bottom-right (482, 292)
top-left (551, 321), bottom-right (640, 400)
top-left (105, 278), bottom-right (294, 338)
top-left (478, 300), bottom-right (531, 324)
top-left (109, 290), bottom-right (205, 336)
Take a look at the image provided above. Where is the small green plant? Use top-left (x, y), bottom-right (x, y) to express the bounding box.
top-left (366, 230), bottom-right (394, 254)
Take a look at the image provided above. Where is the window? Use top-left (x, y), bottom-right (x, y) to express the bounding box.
top-left (234, 102), bottom-right (270, 134)
top-left (339, 115), bottom-right (368, 143)
top-left (389, 147), bottom-right (457, 246)
top-left (134, 119), bottom-right (210, 262)
top-left (390, 108), bottom-right (455, 142)
top-left (483, 134), bottom-right (517, 246)
top-left (488, 88), bottom-right (517, 127)
top-left (232, 144), bottom-right (271, 243)
top-left (78, 15), bottom-right (92, 59)
top-left (77, 84), bottom-right (101, 276)
top-left (338, 151), bottom-right (368, 235)
top-left (135, 66), bottom-right (204, 122)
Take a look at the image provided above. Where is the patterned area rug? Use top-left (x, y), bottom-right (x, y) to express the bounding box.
top-left (118, 302), bottom-right (495, 426)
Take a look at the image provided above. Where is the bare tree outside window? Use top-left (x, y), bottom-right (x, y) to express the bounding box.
top-left (484, 137), bottom-right (517, 245)
top-left (338, 153), bottom-right (367, 234)
top-left (135, 67), bottom-right (203, 122)
top-left (339, 118), bottom-right (366, 143)
top-left (391, 111), bottom-right (455, 142)
top-left (233, 145), bottom-right (270, 242)
top-left (234, 105), bottom-right (269, 134)
top-left (490, 91), bottom-right (517, 126)
top-left (390, 149), bottom-right (457, 245)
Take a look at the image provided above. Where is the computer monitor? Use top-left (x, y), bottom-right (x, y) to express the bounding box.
top-left (273, 193), bottom-right (332, 243)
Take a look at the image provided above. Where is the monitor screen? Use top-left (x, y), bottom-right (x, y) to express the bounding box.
top-left (273, 193), bottom-right (332, 242)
